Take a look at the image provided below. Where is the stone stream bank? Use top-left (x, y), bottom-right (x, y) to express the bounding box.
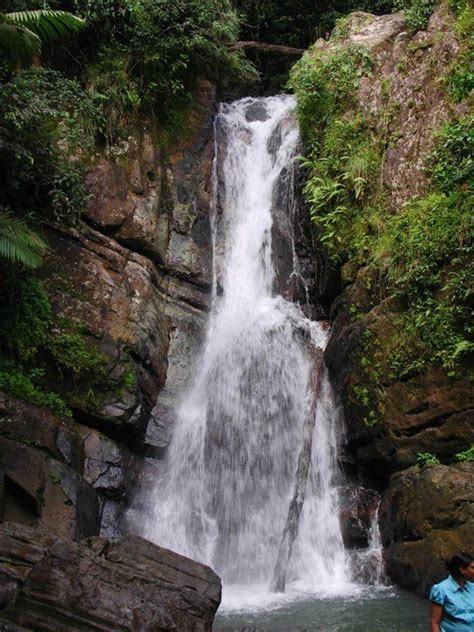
top-left (0, 8), bottom-right (473, 632)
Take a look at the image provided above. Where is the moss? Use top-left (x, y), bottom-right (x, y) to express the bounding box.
top-left (288, 43), bottom-right (372, 146)
top-left (0, 272), bottom-right (114, 415)
top-left (346, 329), bottom-right (386, 426)
top-left (0, 362), bottom-right (71, 417)
top-left (445, 2), bottom-right (474, 102)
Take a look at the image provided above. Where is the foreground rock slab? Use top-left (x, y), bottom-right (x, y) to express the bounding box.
top-left (0, 523), bottom-right (221, 631)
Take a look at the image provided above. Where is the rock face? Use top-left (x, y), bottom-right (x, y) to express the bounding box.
top-left (379, 463), bottom-right (474, 595)
top-left (315, 7), bottom-right (474, 593)
top-left (0, 393), bottom-right (141, 541)
top-left (0, 522), bottom-right (221, 631)
top-left (0, 80), bottom-right (220, 628)
top-left (40, 79), bottom-right (216, 450)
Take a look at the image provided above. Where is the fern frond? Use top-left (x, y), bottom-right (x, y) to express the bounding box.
top-left (0, 22), bottom-right (41, 63)
top-left (6, 10), bottom-right (85, 41)
top-left (0, 210), bottom-right (47, 268)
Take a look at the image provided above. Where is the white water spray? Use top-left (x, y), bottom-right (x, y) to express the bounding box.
top-left (143, 96), bottom-right (353, 606)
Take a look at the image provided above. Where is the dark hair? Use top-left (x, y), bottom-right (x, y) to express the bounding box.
top-left (446, 552), bottom-right (473, 578)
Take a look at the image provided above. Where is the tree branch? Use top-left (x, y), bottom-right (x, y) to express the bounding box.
top-left (229, 41), bottom-right (304, 56)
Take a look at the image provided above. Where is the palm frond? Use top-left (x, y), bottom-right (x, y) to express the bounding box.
top-left (6, 10), bottom-right (85, 41)
top-left (0, 210), bottom-right (47, 269)
top-left (0, 22), bottom-right (41, 63)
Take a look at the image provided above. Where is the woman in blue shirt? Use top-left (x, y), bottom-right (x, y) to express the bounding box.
top-left (430, 552), bottom-right (474, 632)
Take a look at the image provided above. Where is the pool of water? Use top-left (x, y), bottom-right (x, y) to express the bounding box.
top-left (214, 584), bottom-right (428, 631)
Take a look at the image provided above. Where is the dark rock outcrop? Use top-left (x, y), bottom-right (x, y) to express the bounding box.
top-left (0, 522), bottom-right (221, 631)
top-left (0, 393), bottom-right (142, 540)
top-left (379, 463), bottom-right (474, 595)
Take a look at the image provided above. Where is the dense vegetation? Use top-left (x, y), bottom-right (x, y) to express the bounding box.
top-left (0, 0), bottom-right (253, 413)
top-left (290, 0), bottom-right (473, 426)
top-left (0, 0), bottom-right (472, 419)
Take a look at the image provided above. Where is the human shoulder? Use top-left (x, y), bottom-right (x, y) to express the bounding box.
top-left (429, 577), bottom-right (451, 604)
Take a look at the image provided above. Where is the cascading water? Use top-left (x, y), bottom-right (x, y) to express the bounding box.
top-left (143, 95), bottom-right (353, 607)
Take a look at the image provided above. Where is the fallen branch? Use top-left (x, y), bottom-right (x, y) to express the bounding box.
top-left (229, 41), bottom-right (304, 56)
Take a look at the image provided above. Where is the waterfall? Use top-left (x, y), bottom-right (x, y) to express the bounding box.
top-left (143, 96), bottom-right (352, 603)
top-left (352, 503), bottom-right (387, 587)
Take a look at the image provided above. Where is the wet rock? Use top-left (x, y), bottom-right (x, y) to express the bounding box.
top-left (0, 394), bottom-right (83, 472)
top-left (0, 438), bottom-right (45, 522)
top-left (43, 458), bottom-right (101, 541)
top-left (0, 522), bottom-right (221, 631)
top-left (0, 433), bottom-right (100, 542)
top-left (379, 463), bottom-right (474, 595)
top-left (78, 425), bottom-right (139, 538)
top-left (245, 101), bottom-right (270, 122)
top-left (339, 486), bottom-right (380, 549)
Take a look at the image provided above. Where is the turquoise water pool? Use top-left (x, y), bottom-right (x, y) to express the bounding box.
top-left (214, 585), bottom-right (428, 631)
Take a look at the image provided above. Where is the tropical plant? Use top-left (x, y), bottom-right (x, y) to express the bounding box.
top-left (0, 9), bottom-right (85, 65)
top-left (417, 452), bottom-right (440, 466)
top-left (0, 209), bottom-right (47, 268)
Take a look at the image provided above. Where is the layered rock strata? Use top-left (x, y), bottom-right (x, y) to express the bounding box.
top-left (0, 522), bottom-right (221, 631)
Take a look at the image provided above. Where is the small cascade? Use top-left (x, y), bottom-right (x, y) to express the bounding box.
top-left (142, 95), bottom-right (353, 604)
top-left (351, 503), bottom-right (387, 586)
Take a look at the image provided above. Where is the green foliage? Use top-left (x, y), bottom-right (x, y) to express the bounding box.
top-left (3, 9), bottom-right (84, 40)
top-left (394, 0), bottom-right (436, 33)
top-left (49, 329), bottom-right (107, 382)
top-left (289, 45), bottom-right (372, 145)
top-left (233, 0), bottom-right (397, 50)
top-left (0, 274), bottom-right (109, 413)
top-left (0, 67), bottom-right (98, 222)
top-left (0, 277), bottom-right (52, 362)
top-left (0, 9), bottom-right (84, 68)
top-left (377, 192), bottom-right (471, 293)
top-left (78, 0), bottom-right (255, 135)
top-left (0, 362), bottom-right (71, 417)
top-left (293, 13), bottom-right (473, 386)
top-left (375, 118), bottom-right (473, 377)
top-left (455, 444), bottom-right (474, 462)
top-left (417, 451), bottom-right (440, 466)
top-left (122, 368), bottom-right (137, 390)
top-left (301, 116), bottom-right (381, 261)
top-left (429, 117), bottom-right (474, 191)
top-left (446, 2), bottom-right (474, 101)
top-left (0, 209), bottom-right (47, 268)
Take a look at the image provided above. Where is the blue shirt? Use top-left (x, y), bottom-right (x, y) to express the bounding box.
top-left (429, 575), bottom-right (474, 632)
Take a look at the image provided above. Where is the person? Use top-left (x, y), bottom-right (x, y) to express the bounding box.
top-left (429, 552), bottom-right (474, 632)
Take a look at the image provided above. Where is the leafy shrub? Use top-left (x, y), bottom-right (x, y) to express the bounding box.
top-left (289, 45), bottom-right (372, 145)
top-left (455, 444), bottom-right (474, 461)
top-left (417, 451), bottom-right (440, 466)
top-left (302, 116), bottom-right (381, 262)
top-left (49, 330), bottom-right (107, 381)
top-left (0, 362), bottom-right (71, 417)
top-left (0, 273), bottom-right (109, 412)
top-left (0, 277), bottom-right (52, 361)
top-left (429, 116), bottom-right (474, 192)
top-left (0, 67), bottom-right (99, 222)
top-left (78, 0), bottom-right (256, 136)
top-left (292, 15), bottom-right (473, 386)
top-left (394, 0), bottom-right (436, 32)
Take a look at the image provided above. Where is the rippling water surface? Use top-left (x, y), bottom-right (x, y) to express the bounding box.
top-left (215, 586), bottom-right (428, 631)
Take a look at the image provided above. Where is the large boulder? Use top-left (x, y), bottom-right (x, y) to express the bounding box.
top-left (379, 463), bottom-right (474, 595)
top-left (0, 522), bottom-right (221, 631)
